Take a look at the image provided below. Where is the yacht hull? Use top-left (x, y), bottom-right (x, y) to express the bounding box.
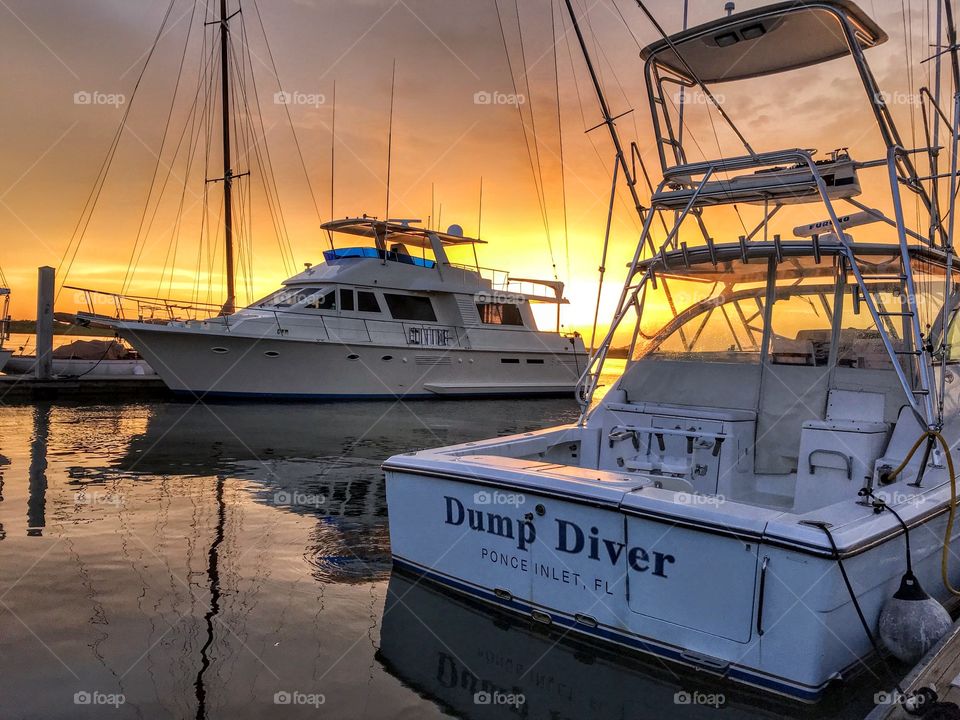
top-left (115, 325), bottom-right (585, 399)
top-left (0, 349), bottom-right (10, 373)
top-left (384, 457), bottom-right (960, 703)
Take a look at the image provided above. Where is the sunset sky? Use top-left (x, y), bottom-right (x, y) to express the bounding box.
top-left (0, 0), bottom-right (943, 335)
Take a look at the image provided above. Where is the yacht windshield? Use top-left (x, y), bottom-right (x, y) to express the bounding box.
top-left (635, 260), bottom-right (768, 363)
top-left (632, 253), bottom-right (916, 370)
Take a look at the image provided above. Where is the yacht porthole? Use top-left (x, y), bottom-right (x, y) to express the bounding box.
top-left (211, 347), bottom-right (229, 354)
top-left (381, 355), bottom-right (393, 361)
top-left (347, 353), bottom-right (360, 361)
top-left (264, 351), bottom-right (280, 358)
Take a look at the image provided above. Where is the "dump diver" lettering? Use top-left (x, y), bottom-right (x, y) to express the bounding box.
top-left (443, 496), bottom-right (675, 578)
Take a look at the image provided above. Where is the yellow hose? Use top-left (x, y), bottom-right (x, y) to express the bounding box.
top-left (882, 430), bottom-right (960, 595)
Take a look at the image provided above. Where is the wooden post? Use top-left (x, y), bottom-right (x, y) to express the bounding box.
top-left (35, 266), bottom-right (54, 380)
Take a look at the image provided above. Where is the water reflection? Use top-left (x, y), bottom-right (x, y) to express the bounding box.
top-left (378, 573), bottom-right (879, 720)
top-left (0, 397), bottom-right (886, 719)
top-left (0, 398), bottom-right (579, 719)
top-left (27, 403), bottom-right (50, 536)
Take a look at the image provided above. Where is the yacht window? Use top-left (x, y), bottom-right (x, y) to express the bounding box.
top-left (340, 288), bottom-right (355, 312)
top-left (384, 294), bottom-right (437, 322)
top-left (305, 290), bottom-right (336, 311)
top-left (476, 302), bottom-right (524, 326)
top-left (259, 287), bottom-right (323, 308)
top-left (357, 291), bottom-right (381, 313)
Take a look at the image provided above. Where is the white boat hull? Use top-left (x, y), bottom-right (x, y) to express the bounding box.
top-left (384, 427), bottom-right (960, 703)
top-left (115, 325), bottom-right (585, 398)
top-left (3, 355), bottom-right (155, 377)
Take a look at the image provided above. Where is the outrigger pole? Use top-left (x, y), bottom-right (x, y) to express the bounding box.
top-left (561, 0), bottom-right (646, 225)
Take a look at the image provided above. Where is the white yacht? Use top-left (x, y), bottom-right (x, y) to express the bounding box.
top-left (74, 218), bottom-right (585, 398)
top-left (386, 0), bottom-right (960, 705)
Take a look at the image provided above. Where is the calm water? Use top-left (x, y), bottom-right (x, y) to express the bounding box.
top-left (0, 389), bottom-right (884, 718)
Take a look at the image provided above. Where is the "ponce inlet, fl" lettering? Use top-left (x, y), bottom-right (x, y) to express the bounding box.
top-left (443, 496), bottom-right (675, 578)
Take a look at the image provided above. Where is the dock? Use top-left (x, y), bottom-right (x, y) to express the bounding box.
top-left (866, 619), bottom-right (960, 719)
top-left (0, 374), bottom-right (170, 401)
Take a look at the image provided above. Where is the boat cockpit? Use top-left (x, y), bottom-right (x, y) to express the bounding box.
top-left (411, 238), bottom-right (959, 518)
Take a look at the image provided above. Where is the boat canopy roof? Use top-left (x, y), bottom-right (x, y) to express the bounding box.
top-left (640, 1), bottom-right (886, 84)
top-left (637, 240), bottom-right (951, 281)
top-left (321, 217), bottom-right (487, 248)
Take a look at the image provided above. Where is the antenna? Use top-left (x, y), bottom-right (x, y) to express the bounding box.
top-left (327, 80), bottom-right (336, 250)
top-left (476, 177), bottom-right (484, 240)
top-left (724, 2), bottom-right (735, 17)
top-left (678, 0), bottom-right (690, 148)
top-left (384, 60), bottom-right (397, 223)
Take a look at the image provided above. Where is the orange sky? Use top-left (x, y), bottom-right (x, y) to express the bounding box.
top-left (0, 0), bottom-right (943, 337)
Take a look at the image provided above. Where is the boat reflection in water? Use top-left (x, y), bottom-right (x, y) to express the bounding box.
top-left (378, 572), bottom-right (881, 720)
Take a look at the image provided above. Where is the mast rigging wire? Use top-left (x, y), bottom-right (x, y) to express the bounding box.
top-left (56, 0), bottom-right (180, 300)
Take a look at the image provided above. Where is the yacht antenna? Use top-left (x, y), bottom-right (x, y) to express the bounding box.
top-left (474, 177), bottom-right (483, 271)
top-left (561, 0), bottom-right (646, 223)
top-left (385, 60), bottom-right (397, 223)
top-left (677, 0), bottom-right (689, 150)
top-left (724, 2), bottom-right (735, 17)
top-left (328, 80), bottom-right (336, 250)
top-left (218, 0), bottom-right (236, 315)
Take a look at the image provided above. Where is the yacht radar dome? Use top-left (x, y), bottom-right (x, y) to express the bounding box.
top-left (446, 224), bottom-right (464, 237)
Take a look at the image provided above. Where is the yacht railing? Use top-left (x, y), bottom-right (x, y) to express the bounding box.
top-left (66, 286), bottom-right (225, 324)
top-left (67, 285), bottom-right (475, 349)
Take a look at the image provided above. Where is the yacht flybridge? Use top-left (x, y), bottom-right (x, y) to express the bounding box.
top-left (73, 217), bottom-right (585, 398)
top-left (387, 0), bottom-right (960, 704)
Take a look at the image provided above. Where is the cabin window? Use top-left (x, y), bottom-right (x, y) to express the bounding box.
top-left (259, 287), bottom-right (323, 308)
top-left (357, 291), bottom-right (381, 313)
top-left (476, 302), bottom-right (524, 326)
top-left (305, 290), bottom-right (336, 311)
top-left (384, 293), bottom-right (437, 322)
top-left (339, 288), bottom-right (355, 311)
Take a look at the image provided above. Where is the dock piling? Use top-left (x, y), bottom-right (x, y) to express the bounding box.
top-left (35, 266), bottom-right (54, 380)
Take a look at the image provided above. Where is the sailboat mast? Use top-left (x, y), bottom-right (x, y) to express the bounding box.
top-left (561, 0), bottom-right (645, 223)
top-left (220, 0), bottom-right (236, 314)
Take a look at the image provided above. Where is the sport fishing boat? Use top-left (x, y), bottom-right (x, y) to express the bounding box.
top-left (386, 0), bottom-right (960, 705)
top-left (73, 217), bottom-right (585, 398)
